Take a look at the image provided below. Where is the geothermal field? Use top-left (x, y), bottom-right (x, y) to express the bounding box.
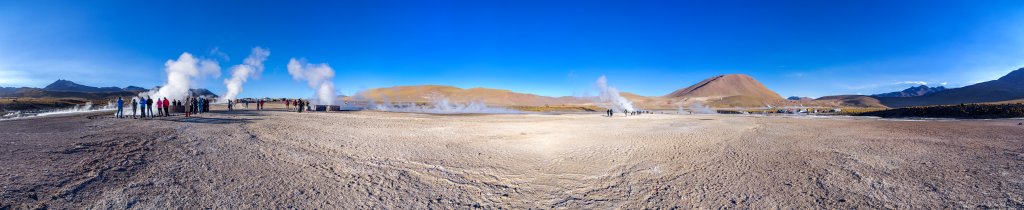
top-left (2, 105), bottom-right (1022, 209)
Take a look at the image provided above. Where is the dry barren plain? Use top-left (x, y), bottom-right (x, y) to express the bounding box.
top-left (2, 106), bottom-right (1023, 209)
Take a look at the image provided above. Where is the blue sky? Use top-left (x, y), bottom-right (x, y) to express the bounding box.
top-left (2, 0), bottom-right (1023, 98)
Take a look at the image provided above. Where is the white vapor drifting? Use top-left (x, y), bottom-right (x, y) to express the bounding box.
top-left (222, 47), bottom-right (270, 101)
top-left (595, 75), bottom-right (635, 112)
top-left (145, 52), bottom-right (220, 100)
top-left (287, 58), bottom-right (336, 105)
top-left (369, 94), bottom-right (521, 114)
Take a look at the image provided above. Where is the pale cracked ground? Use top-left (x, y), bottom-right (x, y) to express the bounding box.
top-left (2, 107), bottom-right (1023, 209)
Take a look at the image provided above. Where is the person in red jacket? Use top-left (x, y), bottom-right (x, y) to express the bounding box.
top-left (163, 97), bottom-right (170, 116)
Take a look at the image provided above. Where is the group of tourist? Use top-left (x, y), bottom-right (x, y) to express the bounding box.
top-left (232, 99), bottom-right (269, 111)
top-left (115, 96), bottom-right (317, 119)
top-left (114, 96), bottom-right (212, 119)
top-left (282, 99), bottom-right (312, 112)
top-left (605, 109), bottom-right (652, 117)
top-left (183, 97), bottom-right (211, 117)
top-left (115, 96), bottom-right (170, 119)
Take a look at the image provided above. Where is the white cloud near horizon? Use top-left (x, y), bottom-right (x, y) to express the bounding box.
top-left (896, 81), bottom-right (928, 86)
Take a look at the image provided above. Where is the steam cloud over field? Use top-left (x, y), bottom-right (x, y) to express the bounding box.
top-left (287, 58), bottom-right (337, 105)
top-left (222, 47), bottom-right (270, 102)
top-left (144, 53), bottom-right (221, 100)
top-left (595, 75), bottom-right (635, 112)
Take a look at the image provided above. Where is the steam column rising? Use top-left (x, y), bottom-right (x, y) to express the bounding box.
top-left (287, 58), bottom-right (337, 106)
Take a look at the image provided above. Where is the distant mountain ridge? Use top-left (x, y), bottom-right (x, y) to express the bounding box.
top-left (43, 79), bottom-right (144, 93)
top-left (876, 68), bottom-right (1024, 107)
top-left (872, 85), bottom-right (946, 98)
top-left (353, 74), bottom-right (792, 108)
top-left (0, 79), bottom-right (218, 99)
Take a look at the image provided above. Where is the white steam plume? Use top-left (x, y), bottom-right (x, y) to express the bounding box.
top-left (595, 75), bottom-right (635, 112)
top-left (369, 94), bottom-right (520, 114)
top-left (145, 52), bottom-right (220, 100)
top-left (688, 101), bottom-right (717, 114)
top-left (287, 58), bottom-right (336, 105)
top-left (222, 47), bottom-right (270, 102)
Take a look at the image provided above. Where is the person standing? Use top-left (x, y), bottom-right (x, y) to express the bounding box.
top-left (198, 97), bottom-right (204, 114)
top-left (163, 97), bottom-right (170, 116)
top-left (131, 98), bottom-right (138, 119)
top-left (139, 97), bottom-right (147, 118)
top-left (116, 97), bottom-right (124, 118)
top-left (185, 98), bottom-right (192, 117)
top-left (156, 97), bottom-right (163, 117)
top-left (147, 97), bottom-right (154, 118)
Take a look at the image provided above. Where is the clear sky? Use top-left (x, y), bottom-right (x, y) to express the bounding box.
top-left (2, 0), bottom-right (1024, 98)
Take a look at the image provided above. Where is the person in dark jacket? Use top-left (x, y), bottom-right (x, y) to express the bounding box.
top-left (131, 98), bottom-right (138, 119)
top-left (145, 97), bottom-right (153, 118)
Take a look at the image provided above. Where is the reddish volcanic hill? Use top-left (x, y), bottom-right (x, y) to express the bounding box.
top-left (665, 74), bottom-right (783, 101)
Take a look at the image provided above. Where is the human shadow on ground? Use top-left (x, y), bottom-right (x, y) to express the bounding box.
top-left (164, 117), bottom-right (260, 124)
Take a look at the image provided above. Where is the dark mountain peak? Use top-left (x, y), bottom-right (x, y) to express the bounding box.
top-left (191, 88), bottom-right (219, 98)
top-left (44, 79), bottom-right (129, 93)
top-left (123, 86), bottom-right (147, 91)
top-left (873, 85), bottom-right (947, 98)
top-left (45, 79), bottom-right (84, 89)
top-left (877, 67), bottom-right (1024, 107)
top-left (998, 67), bottom-right (1024, 81)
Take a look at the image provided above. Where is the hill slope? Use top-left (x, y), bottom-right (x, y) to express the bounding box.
top-left (351, 85), bottom-right (592, 106)
top-left (872, 85), bottom-right (947, 98)
top-left (665, 74), bottom-right (782, 100)
top-left (44, 79), bottom-right (124, 93)
top-left (663, 74), bottom-right (783, 107)
top-left (878, 68), bottom-right (1024, 107)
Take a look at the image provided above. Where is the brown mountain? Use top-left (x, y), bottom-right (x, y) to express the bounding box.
top-left (877, 68), bottom-right (1024, 107)
top-left (666, 74), bottom-right (782, 99)
top-left (350, 85), bottom-right (592, 106)
top-left (814, 95), bottom-right (887, 108)
top-left (664, 74), bottom-right (783, 107)
top-left (348, 74), bottom-right (897, 109)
